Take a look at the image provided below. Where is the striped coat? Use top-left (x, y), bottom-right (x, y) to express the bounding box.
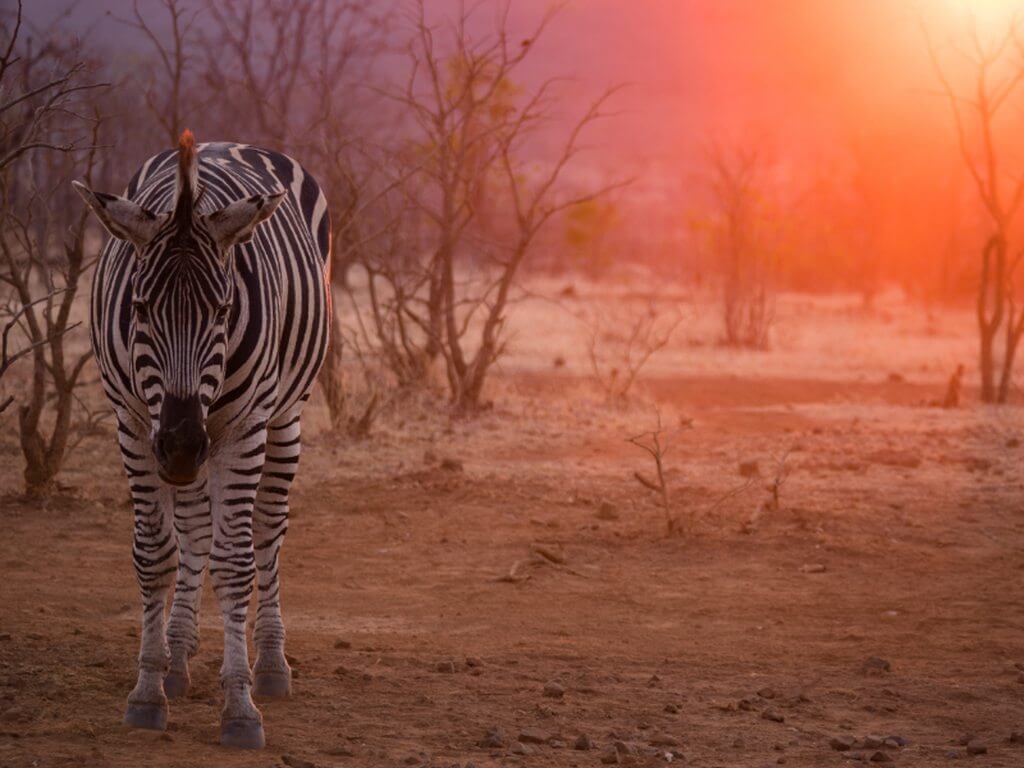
top-left (75, 135), bottom-right (329, 749)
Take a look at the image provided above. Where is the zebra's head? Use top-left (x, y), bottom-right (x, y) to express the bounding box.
top-left (73, 130), bottom-right (285, 485)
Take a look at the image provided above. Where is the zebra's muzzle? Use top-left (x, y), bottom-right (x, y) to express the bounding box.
top-left (154, 393), bottom-right (209, 485)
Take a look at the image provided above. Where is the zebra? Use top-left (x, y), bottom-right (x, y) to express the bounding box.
top-left (73, 130), bottom-right (330, 749)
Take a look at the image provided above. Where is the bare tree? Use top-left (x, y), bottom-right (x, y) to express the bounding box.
top-left (0, 291), bottom-right (71, 414)
top-left (700, 143), bottom-right (778, 350)
top-left (926, 17), bottom-right (1024, 403)
top-left (0, 2), bottom-right (105, 173)
top-left (629, 412), bottom-right (681, 535)
top-left (585, 301), bottom-right (682, 403)
top-left (111, 0), bottom-right (202, 146)
top-left (1, 5), bottom-right (107, 495)
top-left (381, 1), bottom-right (623, 411)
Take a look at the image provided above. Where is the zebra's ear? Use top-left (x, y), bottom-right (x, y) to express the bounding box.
top-left (72, 181), bottom-right (167, 249)
top-left (202, 191), bottom-right (286, 252)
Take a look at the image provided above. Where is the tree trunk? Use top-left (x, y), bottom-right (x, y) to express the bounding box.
top-left (977, 236), bottom-right (1004, 404)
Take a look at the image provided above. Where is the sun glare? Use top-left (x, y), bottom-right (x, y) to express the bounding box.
top-left (942, 0), bottom-right (1022, 33)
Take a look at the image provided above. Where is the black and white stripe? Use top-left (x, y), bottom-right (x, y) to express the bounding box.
top-left (82, 138), bottom-right (330, 749)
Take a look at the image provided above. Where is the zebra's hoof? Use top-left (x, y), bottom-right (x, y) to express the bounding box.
top-left (163, 670), bottom-right (190, 699)
top-left (124, 701), bottom-right (168, 731)
top-left (220, 717), bottom-right (265, 749)
top-left (253, 670), bottom-right (291, 700)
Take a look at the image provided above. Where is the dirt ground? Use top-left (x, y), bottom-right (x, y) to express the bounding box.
top-left (3, 289), bottom-right (1024, 768)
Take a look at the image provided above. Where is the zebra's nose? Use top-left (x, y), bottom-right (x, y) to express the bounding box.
top-left (154, 394), bottom-right (209, 484)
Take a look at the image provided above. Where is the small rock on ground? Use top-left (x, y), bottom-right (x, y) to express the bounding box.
top-left (518, 728), bottom-right (551, 744)
top-left (542, 681), bottom-right (565, 698)
top-left (510, 741), bottom-right (534, 756)
top-left (478, 727), bottom-right (505, 749)
top-left (861, 656), bottom-right (891, 675)
top-left (966, 740), bottom-right (987, 755)
top-left (830, 736), bottom-right (855, 751)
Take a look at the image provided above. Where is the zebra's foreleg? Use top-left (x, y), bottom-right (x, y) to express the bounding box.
top-left (209, 430), bottom-right (266, 749)
top-left (164, 481), bottom-right (211, 699)
top-left (120, 418), bottom-right (178, 731)
top-left (252, 413), bottom-right (300, 699)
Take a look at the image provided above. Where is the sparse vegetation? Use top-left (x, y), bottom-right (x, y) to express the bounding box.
top-left (0, 5), bottom-right (108, 495)
top-left (926, 17), bottom-right (1024, 403)
top-left (585, 301), bottom-right (682, 403)
top-left (698, 144), bottom-right (781, 350)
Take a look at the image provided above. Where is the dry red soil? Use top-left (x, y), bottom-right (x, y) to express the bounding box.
top-left (2, 296), bottom-right (1024, 768)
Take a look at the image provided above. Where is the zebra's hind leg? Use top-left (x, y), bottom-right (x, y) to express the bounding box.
top-left (119, 417), bottom-right (177, 731)
top-left (252, 413), bottom-right (300, 700)
top-left (164, 482), bottom-right (211, 699)
top-left (209, 427), bottom-right (267, 749)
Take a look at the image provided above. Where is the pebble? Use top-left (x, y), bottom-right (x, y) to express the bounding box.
top-left (281, 756), bottom-right (317, 768)
top-left (435, 661), bottom-right (456, 674)
top-left (870, 751), bottom-right (892, 763)
top-left (614, 740), bottom-right (636, 755)
top-left (965, 740), bottom-right (987, 755)
top-left (761, 709), bottom-right (785, 723)
top-left (600, 748), bottom-right (620, 764)
top-left (596, 501), bottom-right (620, 520)
top-left (757, 687), bottom-right (777, 699)
top-left (333, 639), bottom-right (351, 649)
top-left (861, 735), bottom-right (884, 749)
top-left (465, 657), bottom-right (482, 668)
top-left (1010, 731), bottom-right (1024, 744)
top-left (478, 727), bottom-right (505, 749)
top-left (861, 656), bottom-right (891, 675)
top-left (830, 736), bottom-right (856, 751)
top-left (518, 728), bottom-right (550, 744)
top-left (574, 734), bottom-right (593, 751)
top-left (650, 734), bottom-right (679, 747)
top-left (664, 703), bottom-right (680, 714)
top-left (799, 563), bottom-right (827, 574)
top-left (542, 681), bottom-right (565, 699)
top-left (440, 457), bottom-right (463, 472)
top-left (510, 741), bottom-right (534, 756)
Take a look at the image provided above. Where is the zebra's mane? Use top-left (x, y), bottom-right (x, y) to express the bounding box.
top-left (174, 129), bottom-right (199, 231)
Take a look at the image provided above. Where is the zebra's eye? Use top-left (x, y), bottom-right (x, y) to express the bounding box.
top-left (216, 303), bottom-right (231, 322)
top-left (132, 300), bottom-right (149, 323)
